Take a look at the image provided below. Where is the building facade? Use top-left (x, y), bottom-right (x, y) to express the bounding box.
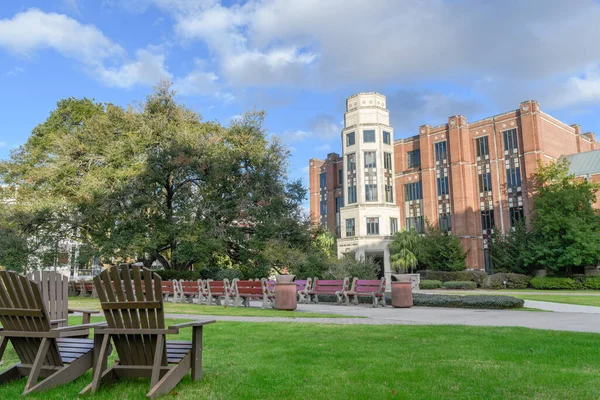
top-left (309, 93), bottom-right (599, 272)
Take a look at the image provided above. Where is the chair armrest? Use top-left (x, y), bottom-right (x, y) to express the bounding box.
top-left (50, 319), bottom-right (68, 325)
top-left (52, 322), bottom-right (108, 332)
top-left (68, 308), bottom-right (100, 314)
top-left (169, 320), bottom-right (216, 330)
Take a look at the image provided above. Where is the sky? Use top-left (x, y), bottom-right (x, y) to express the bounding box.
top-left (2, 0), bottom-right (600, 210)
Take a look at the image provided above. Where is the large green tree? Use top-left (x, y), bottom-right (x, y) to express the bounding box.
top-left (0, 82), bottom-right (307, 271)
top-left (525, 159), bottom-right (600, 275)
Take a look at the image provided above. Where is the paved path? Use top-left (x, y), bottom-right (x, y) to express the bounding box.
top-left (523, 300), bottom-right (600, 314)
top-left (420, 289), bottom-right (600, 296)
top-left (165, 301), bottom-right (600, 333)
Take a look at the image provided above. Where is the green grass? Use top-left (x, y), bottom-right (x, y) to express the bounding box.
top-left (67, 297), bottom-right (358, 318)
top-left (1, 318), bottom-right (600, 399)
top-left (511, 295), bottom-right (600, 307)
top-left (513, 307), bottom-right (550, 312)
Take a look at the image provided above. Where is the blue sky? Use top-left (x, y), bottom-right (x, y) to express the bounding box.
top-left (2, 0), bottom-right (600, 210)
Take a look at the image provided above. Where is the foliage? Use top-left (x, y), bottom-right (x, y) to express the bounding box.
top-left (419, 280), bottom-right (443, 289)
top-left (153, 269), bottom-right (201, 281)
top-left (443, 281), bottom-right (477, 290)
top-left (0, 226), bottom-right (28, 272)
top-left (389, 230), bottom-right (421, 273)
top-left (412, 293), bottom-right (524, 309)
top-left (420, 270), bottom-right (487, 287)
top-left (419, 224), bottom-right (469, 271)
top-left (482, 273), bottom-right (531, 289)
top-left (323, 256), bottom-right (380, 280)
top-left (312, 230), bottom-right (336, 258)
top-left (215, 268), bottom-right (244, 281)
top-left (0, 82), bottom-right (309, 271)
top-left (525, 159), bottom-right (600, 274)
top-left (581, 276), bottom-right (600, 290)
top-left (530, 277), bottom-right (578, 290)
top-left (488, 221), bottom-right (534, 274)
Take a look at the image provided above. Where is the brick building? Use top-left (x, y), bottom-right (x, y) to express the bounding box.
top-left (309, 93), bottom-right (600, 273)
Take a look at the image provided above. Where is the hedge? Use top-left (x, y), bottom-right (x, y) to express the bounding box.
top-left (419, 280), bottom-right (443, 289)
top-left (154, 270), bottom-right (201, 281)
top-left (482, 273), bottom-right (531, 289)
top-left (443, 281), bottom-right (477, 290)
top-left (582, 276), bottom-right (600, 290)
top-left (420, 270), bottom-right (487, 287)
top-left (412, 293), bottom-right (524, 309)
top-left (530, 277), bottom-right (578, 290)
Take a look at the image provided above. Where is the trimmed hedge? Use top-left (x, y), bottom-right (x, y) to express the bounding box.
top-left (419, 280), bottom-right (443, 289)
top-left (420, 270), bottom-right (487, 287)
top-left (443, 281), bottom-right (477, 290)
top-left (582, 276), bottom-right (600, 290)
top-left (482, 273), bottom-right (531, 289)
top-left (530, 277), bottom-right (578, 290)
top-left (412, 293), bottom-right (524, 309)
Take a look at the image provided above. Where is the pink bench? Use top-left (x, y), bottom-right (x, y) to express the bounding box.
top-left (307, 278), bottom-right (349, 304)
top-left (342, 277), bottom-right (386, 307)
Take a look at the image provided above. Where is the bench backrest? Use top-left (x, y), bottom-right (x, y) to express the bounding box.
top-left (232, 279), bottom-right (264, 296)
top-left (29, 270), bottom-right (69, 328)
top-left (161, 280), bottom-right (176, 295)
top-left (207, 279), bottom-right (229, 296)
top-left (350, 277), bottom-right (385, 294)
top-left (179, 280), bottom-right (200, 295)
top-left (296, 278), bottom-right (312, 291)
top-left (312, 278), bottom-right (349, 293)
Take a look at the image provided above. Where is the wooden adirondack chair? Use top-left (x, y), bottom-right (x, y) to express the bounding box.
top-left (29, 271), bottom-right (99, 328)
top-left (80, 264), bottom-right (215, 399)
top-left (0, 271), bottom-right (105, 395)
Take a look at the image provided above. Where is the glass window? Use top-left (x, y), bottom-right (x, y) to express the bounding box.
top-left (364, 151), bottom-right (377, 168)
top-left (384, 152), bottom-right (392, 171)
top-left (338, 168), bottom-right (343, 185)
top-left (336, 196), bottom-right (344, 212)
top-left (407, 149), bottom-right (421, 169)
top-left (366, 217), bottom-right (379, 235)
top-left (319, 172), bottom-right (326, 189)
top-left (479, 172), bottom-right (492, 193)
top-left (347, 185), bottom-right (357, 204)
top-left (503, 129), bottom-right (518, 152)
top-left (320, 200), bottom-right (327, 216)
top-left (345, 218), bottom-right (355, 237)
top-left (383, 131), bottom-right (391, 145)
top-left (390, 218), bottom-right (398, 234)
top-left (434, 141), bottom-right (447, 163)
top-left (363, 130), bottom-right (376, 143)
top-left (346, 132), bottom-right (355, 146)
top-left (439, 214), bottom-right (451, 232)
top-left (476, 136), bottom-right (489, 158)
top-left (347, 154), bottom-right (356, 171)
top-left (385, 185), bottom-right (394, 202)
top-left (404, 181), bottom-right (423, 201)
top-left (406, 216), bottom-right (424, 233)
top-left (506, 167), bottom-right (522, 189)
top-left (509, 206), bottom-right (524, 227)
top-left (481, 210), bottom-right (495, 231)
top-left (365, 184), bottom-right (377, 201)
top-left (437, 176), bottom-right (449, 196)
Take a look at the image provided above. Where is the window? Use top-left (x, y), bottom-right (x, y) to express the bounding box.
top-left (383, 131), bottom-right (391, 144)
top-left (347, 185), bottom-right (357, 204)
top-left (364, 151), bottom-right (377, 168)
top-left (319, 172), bottom-right (326, 188)
top-left (503, 129), bottom-right (518, 152)
top-left (365, 184), bottom-right (377, 201)
top-left (434, 141), bottom-right (447, 163)
top-left (478, 172), bottom-right (492, 192)
top-left (384, 152), bottom-right (392, 170)
top-left (345, 218), bottom-right (355, 237)
top-left (509, 206), bottom-right (524, 227)
top-left (404, 181), bottom-right (423, 201)
top-left (363, 130), bottom-right (376, 143)
top-left (406, 216), bottom-right (424, 233)
top-left (320, 199), bottom-right (327, 217)
top-left (366, 217), bottom-right (379, 235)
top-left (476, 136), bottom-right (489, 158)
top-left (437, 176), bottom-right (449, 196)
top-left (390, 218), bottom-right (398, 234)
top-left (439, 214), bottom-right (451, 232)
top-left (336, 197), bottom-right (344, 238)
top-left (338, 168), bottom-right (343, 185)
top-left (481, 210), bottom-right (495, 231)
top-left (506, 167), bottom-right (521, 189)
top-left (483, 248), bottom-right (492, 273)
top-left (346, 132), bottom-right (355, 146)
top-left (385, 185), bottom-right (394, 202)
top-left (347, 154), bottom-right (356, 171)
top-left (407, 149), bottom-right (421, 169)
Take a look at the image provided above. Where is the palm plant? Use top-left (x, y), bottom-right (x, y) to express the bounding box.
top-left (389, 230), bottom-right (421, 274)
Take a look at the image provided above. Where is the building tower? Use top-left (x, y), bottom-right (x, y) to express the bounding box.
top-left (337, 93), bottom-right (399, 282)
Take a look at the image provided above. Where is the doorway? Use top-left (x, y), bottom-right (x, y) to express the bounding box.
top-left (366, 251), bottom-right (385, 279)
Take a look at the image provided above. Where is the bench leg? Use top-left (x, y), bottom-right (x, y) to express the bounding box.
top-left (343, 292), bottom-right (349, 306)
top-left (372, 293), bottom-right (378, 308)
top-left (335, 292), bottom-right (343, 305)
top-left (313, 294), bottom-right (319, 304)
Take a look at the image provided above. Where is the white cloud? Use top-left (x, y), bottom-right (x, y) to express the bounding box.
top-left (280, 130), bottom-right (311, 143)
top-left (173, 58), bottom-right (219, 95)
top-left (546, 70), bottom-right (600, 108)
top-left (96, 46), bottom-right (171, 88)
top-left (62, 0), bottom-right (82, 14)
top-left (315, 144), bottom-right (331, 152)
top-left (3, 66), bottom-right (24, 77)
top-left (309, 114), bottom-right (341, 139)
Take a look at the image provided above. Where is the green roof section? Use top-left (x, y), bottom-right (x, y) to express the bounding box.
top-left (562, 149), bottom-right (600, 177)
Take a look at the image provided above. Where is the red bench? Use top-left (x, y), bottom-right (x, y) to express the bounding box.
top-left (161, 280), bottom-right (179, 302)
top-left (342, 277), bottom-right (386, 307)
top-left (308, 278), bottom-right (349, 304)
top-left (296, 278), bottom-right (312, 303)
top-left (206, 279), bottom-right (232, 305)
top-left (231, 279), bottom-right (272, 309)
top-left (178, 279), bottom-right (203, 303)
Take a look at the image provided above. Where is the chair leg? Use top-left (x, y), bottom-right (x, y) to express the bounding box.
top-left (79, 364), bottom-right (117, 395)
top-left (191, 326), bottom-right (203, 381)
top-left (150, 335), bottom-right (165, 389)
top-left (82, 333), bottom-right (112, 394)
top-left (146, 352), bottom-right (191, 400)
top-left (24, 338), bottom-right (51, 393)
top-left (26, 350), bottom-right (93, 394)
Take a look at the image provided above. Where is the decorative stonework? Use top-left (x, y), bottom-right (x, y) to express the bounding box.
top-left (450, 120), bottom-right (456, 127)
top-left (502, 124), bottom-right (507, 128)
top-left (522, 105), bottom-right (529, 111)
top-left (482, 129), bottom-right (486, 133)
top-left (510, 122), bottom-right (515, 126)
top-left (420, 129), bottom-right (425, 134)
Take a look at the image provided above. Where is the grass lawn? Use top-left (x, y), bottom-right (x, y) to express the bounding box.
top-left (511, 294), bottom-right (600, 307)
top-left (67, 297), bottom-right (357, 318)
top-left (1, 318), bottom-right (600, 399)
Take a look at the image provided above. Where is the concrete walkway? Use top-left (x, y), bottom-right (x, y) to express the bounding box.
top-left (165, 301), bottom-right (600, 334)
top-left (523, 300), bottom-right (600, 314)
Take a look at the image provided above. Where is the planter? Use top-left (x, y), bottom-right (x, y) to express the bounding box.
top-left (275, 274), bottom-right (297, 310)
top-left (390, 274), bottom-right (413, 308)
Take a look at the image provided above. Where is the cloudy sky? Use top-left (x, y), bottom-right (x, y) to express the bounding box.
top-left (2, 0), bottom-right (600, 207)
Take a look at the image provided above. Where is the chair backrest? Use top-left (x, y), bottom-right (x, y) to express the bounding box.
top-left (0, 271), bottom-right (62, 366)
top-left (29, 271), bottom-right (69, 328)
top-left (94, 265), bottom-right (166, 367)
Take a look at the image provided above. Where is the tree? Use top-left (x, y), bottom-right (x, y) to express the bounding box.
top-left (525, 159), bottom-right (600, 275)
top-left (420, 223), bottom-right (469, 271)
top-left (488, 221), bottom-right (532, 274)
top-left (389, 230), bottom-right (421, 273)
top-left (0, 81), bottom-right (309, 271)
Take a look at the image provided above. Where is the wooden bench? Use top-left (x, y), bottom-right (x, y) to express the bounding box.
top-left (307, 278), bottom-right (349, 304)
top-left (342, 277), bottom-right (386, 307)
top-left (231, 279), bottom-right (272, 309)
top-left (161, 280), bottom-right (179, 302)
top-left (295, 278), bottom-right (312, 303)
top-left (178, 280), bottom-right (203, 303)
top-left (206, 279), bottom-right (232, 305)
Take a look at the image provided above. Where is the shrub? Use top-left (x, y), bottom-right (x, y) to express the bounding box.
top-left (530, 277), bottom-right (578, 290)
top-left (582, 276), bottom-right (600, 290)
top-left (482, 273), bottom-right (531, 289)
top-left (154, 269), bottom-right (201, 281)
top-left (420, 270), bottom-right (487, 287)
top-left (443, 281), bottom-right (477, 290)
top-left (216, 268), bottom-right (243, 281)
top-left (324, 256), bottom-right (379, 280)
top-left (419, 280), bottom-right (443, 289)
top-left (412, 293), bottom-right (524, 309)
top-left (420, 225), bottom-right (469, 271)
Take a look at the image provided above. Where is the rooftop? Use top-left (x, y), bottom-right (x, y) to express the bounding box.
top-left (563, 149), bottom-right (600, 177)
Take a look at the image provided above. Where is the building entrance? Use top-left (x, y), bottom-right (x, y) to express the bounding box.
top-left (366, 251), bottom-right (385, 279)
